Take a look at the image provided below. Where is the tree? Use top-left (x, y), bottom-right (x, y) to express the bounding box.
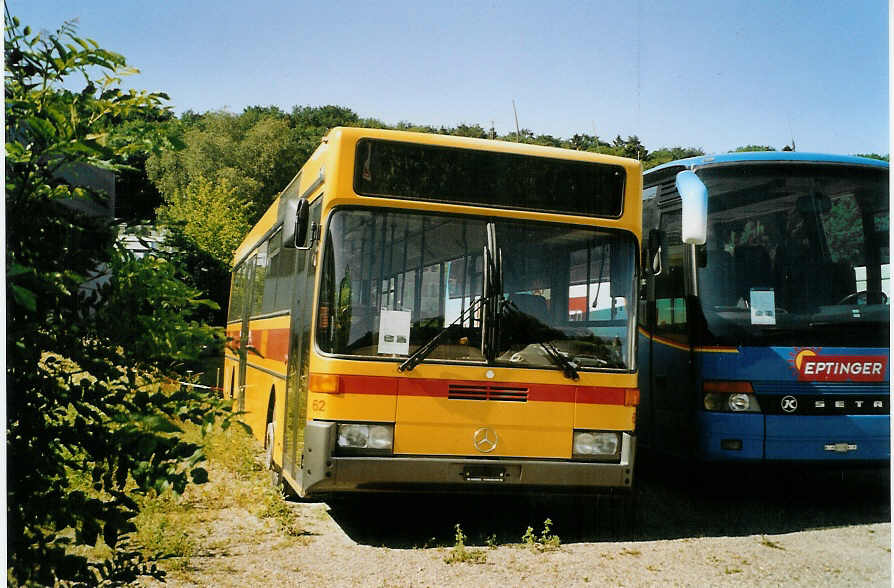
top-left (6, 15), bottom-right (229, 584)
top-left (569, 133), bottom-right (610, 152)
top-left (645, 146), bottom-right (705, 170)
top-left (146, 104), bottom-right (378, 317)
top-left (612, 135), bottom-right (648, 160)
top-left (159, 176), bottom-right (252, 265)
top-left (732, 145), bottom-right (776, 152)
top-left (856, 153), bottom-right (889, 162)
top-left (451, 123), bottom-right (489, 139)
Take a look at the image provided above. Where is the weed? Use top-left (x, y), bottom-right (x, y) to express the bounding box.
top-left (129, 420), bottom-right (307, 569)
top-left (522, 525), bottom-right (536, 547)
top-left (485, 534), bottom-right (498, 549)
top-left (725, 567), bottom-right (743, 575)
top-left (444, 524), bottom-right (487, 564)
top-left (132, 495), bottom-right (197, 562)
top-left (522, 518), bottom-right (561, 552)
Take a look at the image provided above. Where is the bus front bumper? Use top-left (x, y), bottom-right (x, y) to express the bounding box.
top-left (300, 421), bottom-right (635, 495)
top-left (697, 412), bottom-right (890, 462)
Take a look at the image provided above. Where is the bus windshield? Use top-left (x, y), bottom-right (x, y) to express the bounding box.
top-left (694, 163), bottom-right (889, 347)
top-left (317, 208), bottom-right (636, 371)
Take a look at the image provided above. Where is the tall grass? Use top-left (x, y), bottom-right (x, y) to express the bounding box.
top-left (130, 419), bottom-right (302, 566)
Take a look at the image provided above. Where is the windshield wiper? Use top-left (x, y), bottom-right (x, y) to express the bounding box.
top-left (398, 296), bottom-right (487, 372)
top-left (401, 223), bottom-right (505, 373)
top-left (501, 299), bottom-right (579, 380)
top-left (539, 341), bottom-right (580, 380)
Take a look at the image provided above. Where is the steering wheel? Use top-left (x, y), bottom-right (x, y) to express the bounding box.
top-left (837, 290), bottom-right (888, 305)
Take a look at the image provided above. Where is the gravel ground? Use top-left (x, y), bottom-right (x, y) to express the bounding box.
top-left (143, 462), bottom-right (891, 587)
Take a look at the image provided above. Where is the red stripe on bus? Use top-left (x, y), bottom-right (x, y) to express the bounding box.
top-left (326, 375), bottom-right (630, 405)
top-left (575, 386), bottom-right (626, 405)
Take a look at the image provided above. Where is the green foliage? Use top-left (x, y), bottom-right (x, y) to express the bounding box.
top-left (97, 250), bottom-right (223, 367)
top-left (612, 135), bottom-right (648, 160)
top-left (732, 144), bottom-right (776, 152)
top-left (159, 176), bottom-right (252, 265)
top-left (131, 420), bottom-right (304, 571)
top-left (645, 146), bottom-right (706, 169)
top-left (522, 518), bottom-right (561, 552)
top-left (823, 196), bottom-right (863, 264)
top-left (856, 153), bottom-right (889, 162)
top-left (444, 524), bottom-right (488, 564)
top-left (570, 132), bottom-right (611, 152)
top-left (452, 123), bottom-right (490, 138)
top-left (6, 14), bottom-right (230, 584)
top-left (145, 104), bottom-right (374, 315)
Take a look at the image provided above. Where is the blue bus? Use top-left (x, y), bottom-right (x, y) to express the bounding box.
top-left (638, 152), bottom-right (889, 462)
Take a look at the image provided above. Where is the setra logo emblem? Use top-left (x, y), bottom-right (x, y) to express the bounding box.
top-left (473, 427), bottom-right (498, 453)
top-left (781, 395), bottom-right (798, 413)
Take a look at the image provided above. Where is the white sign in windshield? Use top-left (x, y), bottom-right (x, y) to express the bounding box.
top-left (750, 288), bottom-right (776, 325)
top-left (378, 309), bottom-right (411, 355)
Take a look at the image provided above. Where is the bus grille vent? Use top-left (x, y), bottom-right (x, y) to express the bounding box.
top-left (448, 384), bottom-right (528, 402)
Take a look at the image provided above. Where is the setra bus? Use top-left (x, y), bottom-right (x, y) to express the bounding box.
top-left (224, 127), bottom-right (643, 505)
top-left (638, 152), bottom-right (889, 463)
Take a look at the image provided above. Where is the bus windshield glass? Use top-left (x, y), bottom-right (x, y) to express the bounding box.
top-left (694, 163), bottom-right (889, 346)
top-left (317, 208), bottom-right (636, 371)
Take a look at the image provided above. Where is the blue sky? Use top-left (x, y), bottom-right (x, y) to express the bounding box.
top-left (10, 0), bottom-right (889, 155)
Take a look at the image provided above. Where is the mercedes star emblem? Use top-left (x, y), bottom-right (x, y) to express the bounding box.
top-left (473, 427), bottom-right (498, 453)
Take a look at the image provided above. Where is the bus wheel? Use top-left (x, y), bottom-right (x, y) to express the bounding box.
top-left (265, 421), bottom-right (282, 488)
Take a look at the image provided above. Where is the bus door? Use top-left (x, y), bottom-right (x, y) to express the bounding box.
top-left (647, 206), bottom-right (699, 456)
top-left (236, 256), bottom-right (257, 412)
top-left (283, 200), bottom-right (321, 485)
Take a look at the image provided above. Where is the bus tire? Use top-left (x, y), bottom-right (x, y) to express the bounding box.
top-left (265, 421), bottom-right (282, 488)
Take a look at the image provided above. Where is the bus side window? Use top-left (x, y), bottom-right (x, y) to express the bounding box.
top-left (250, 241), bottom-right (268, 318)
top-left (228, 262), bottom-right (247, 322)
top-left (654, 210), bottom-right (687, 343)
top-left (261, 232), bottom-right (280, 315)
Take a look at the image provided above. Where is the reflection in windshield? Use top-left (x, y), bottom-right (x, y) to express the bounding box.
top-left (694, 163), bottom-right (889, 346)
top-left (316, 209), bottom-right (636, 371)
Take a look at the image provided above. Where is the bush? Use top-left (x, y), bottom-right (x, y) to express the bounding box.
top-left (6, 14), bottom-right (231, 584)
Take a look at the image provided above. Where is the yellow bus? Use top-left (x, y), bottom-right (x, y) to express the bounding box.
top-left (224, 127), bottom-right (642, 510)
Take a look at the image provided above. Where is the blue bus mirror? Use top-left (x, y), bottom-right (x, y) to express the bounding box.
top-left (675, 170), bottom-right (708, 245)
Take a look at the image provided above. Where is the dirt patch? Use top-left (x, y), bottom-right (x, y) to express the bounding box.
top-left (140, 462), bottom-right (890, 587)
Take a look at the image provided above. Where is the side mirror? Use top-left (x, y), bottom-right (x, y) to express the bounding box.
top-left (644, 228), bottom-right (662, 277)
top-left (282, 199), bottom-right (310, 249)
top-left (675, 170), bottom-right (708, 245)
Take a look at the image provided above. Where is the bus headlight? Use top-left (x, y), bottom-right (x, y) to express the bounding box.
top-left (336, 422), bottom-right (394, 454)
top-left (572, 430), bottom-right (621, 459)
top-left (728, 393), bottom-right (752, 412)
top-left (703, 381), bottom-right (761, 413)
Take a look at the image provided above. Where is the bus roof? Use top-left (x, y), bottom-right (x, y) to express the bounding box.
top-left (645, 152), bottom-right (889, 176)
